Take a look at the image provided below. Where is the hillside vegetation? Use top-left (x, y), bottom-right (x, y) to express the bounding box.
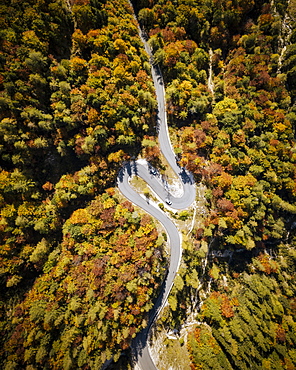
top-left (0, 0), bottom-right (296, 369)
top-left (133, 0), bottom-right (296, 368)
top-left (0, 1), bottom-right (164, 369)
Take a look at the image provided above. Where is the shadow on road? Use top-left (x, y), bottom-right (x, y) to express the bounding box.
top-left (117, 167), bottom-right (124, 183)
top-left (155, 112), bottom-right (160, 134)
top-left (117, 161), bottom-right (139, 183)
top-left (179, 168), bottom-right (194, 185)
top-left (131, 275), bottom-right (168, 364)
top-left (131, 160), bottom-right (139, 177)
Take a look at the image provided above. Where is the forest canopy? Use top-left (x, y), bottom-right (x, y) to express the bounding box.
top-left (1, 0), bottom-right (296, 369)
top-left (132, 0), bottom-right (296, 368)
top-left (0, 0), bottom-right (164, 369)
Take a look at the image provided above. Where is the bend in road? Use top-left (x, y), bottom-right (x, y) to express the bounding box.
top-left (117, 4), bottom-right (196, 370)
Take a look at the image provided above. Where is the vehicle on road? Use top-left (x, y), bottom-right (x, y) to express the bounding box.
top-left (151, 168), bottom-right (158, 175)
top-left (165, 199), bottom-right (172, 206)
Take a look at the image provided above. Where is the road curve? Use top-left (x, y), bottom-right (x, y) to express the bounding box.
top-left (117, 5), bottom-right (196, 370)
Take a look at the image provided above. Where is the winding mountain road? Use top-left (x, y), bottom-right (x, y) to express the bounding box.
top-left (117, 8), bottom-right (196, 370)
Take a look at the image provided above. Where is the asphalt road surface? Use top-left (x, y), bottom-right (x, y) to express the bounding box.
top-left (117, 9), bottom-right (196, 370)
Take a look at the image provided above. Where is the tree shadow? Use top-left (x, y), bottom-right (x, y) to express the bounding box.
top-left (179, 167), bottom-right (194, 185)
top-left (117, 161), bottom-right (139, 184)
